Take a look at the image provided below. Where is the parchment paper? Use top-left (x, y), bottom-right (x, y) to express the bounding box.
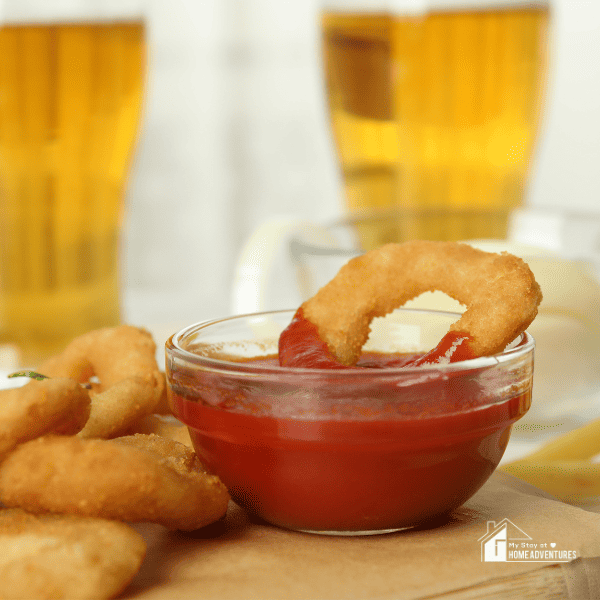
top-left (122, 472), bottom-right (600, 599)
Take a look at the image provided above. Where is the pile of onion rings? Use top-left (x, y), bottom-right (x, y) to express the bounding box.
top-left (0, 325), bottom-right (230, 599)
top-left (279, 241), bottom-right (542, 368)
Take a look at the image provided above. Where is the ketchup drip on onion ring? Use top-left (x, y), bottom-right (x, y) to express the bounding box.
top-left (278, 308), bottom-right (347, 369)
top-left (402, 331), bottom-right (476, 367)
top-left (278, 308), bottom-right (475, 369)
top-left (278, 241), bottom-right (541, 370)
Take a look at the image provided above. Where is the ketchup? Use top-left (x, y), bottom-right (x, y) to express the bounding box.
top-left (278, 308), bottom-right (345, 369)
top-left (278, 308), bottom-right (476, 369)
top-left (169, 350), bottom-right (530, 532)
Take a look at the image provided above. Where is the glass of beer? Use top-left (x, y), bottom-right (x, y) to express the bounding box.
top-left (0, 1), bottom-right (146, 365)
top-left (321, 0), bottom-right (551, 248)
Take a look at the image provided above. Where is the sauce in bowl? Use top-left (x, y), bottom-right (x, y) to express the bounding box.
top-left (167, 310), bottom-right (534, 534)
top-left (170, 354), bottom-right (530, 533)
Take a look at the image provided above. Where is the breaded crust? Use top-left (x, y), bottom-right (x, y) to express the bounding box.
top-left (125, 413), bottom-right (192, 447)
top-left (38, 326), bottom-right (164, 439)
top-left (0, 378), bottom-right (90, 457)
top-left (302, 241), bottom-right (543, 365)
top-left (39, 325), bottom-right (160, 388)
top-left (0, 508), bottom-right (145, 600)
top-left (77, 376), bottom-right (159, 439)
top-left (0, 434), bottom-right (230, 531)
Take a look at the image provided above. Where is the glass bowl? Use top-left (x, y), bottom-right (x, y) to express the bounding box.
top-left (166, 309), bottom-right (534, 535)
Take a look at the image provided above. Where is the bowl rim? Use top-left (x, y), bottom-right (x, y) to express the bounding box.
top-left (166, 308), bottom-right (535, 379)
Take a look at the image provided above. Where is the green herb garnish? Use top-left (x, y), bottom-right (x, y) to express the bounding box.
top-left (8, 371), bottom-right (50, 381)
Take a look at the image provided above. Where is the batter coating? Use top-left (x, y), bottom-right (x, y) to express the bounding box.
top-left (283, 241), bottom-right (542, 366)
top-left (0, 434), bottom-right (230, 531)
top-left (0, 378), bottom-right (90, 457)
top-left (0, 508), bottom-right (146, 600)
top-left (39, 326), bottom-right (164, 438)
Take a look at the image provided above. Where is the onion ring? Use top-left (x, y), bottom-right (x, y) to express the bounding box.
top-left (0, 433), bottom-right (230, 531)
top-left (38, 326), bottom-right (164, 438)
top-left (279, 241), bottom-right (542, 367)
top-left (125, 413), bottom-right (192, 447)
top-left (0, 378), bottom-right (90, 457)
top-left (0, 508), bottom-right (146, 600)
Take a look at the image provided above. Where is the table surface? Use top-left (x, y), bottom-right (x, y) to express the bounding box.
top-left (121, 472), bottom-right (600, 600)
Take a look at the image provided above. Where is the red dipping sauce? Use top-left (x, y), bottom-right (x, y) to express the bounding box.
top-left (166, 309), bottom-right (534, 534)
top-left (279, 307), bottom-right (477, 369)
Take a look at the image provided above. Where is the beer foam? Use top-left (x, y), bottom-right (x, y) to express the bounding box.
top-left (0, 0), bottom-right (144, 23)
top-left (321, 0), bottom-right (549, 14)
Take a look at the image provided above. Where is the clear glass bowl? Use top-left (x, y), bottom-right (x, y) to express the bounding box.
top-left (166, 309), bottom-right (534, 535)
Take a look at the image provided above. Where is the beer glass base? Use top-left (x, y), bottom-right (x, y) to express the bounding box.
top-left (339, 206), bottom-right (514, 251)
top-left (0, 275), bottom-right (121, 366)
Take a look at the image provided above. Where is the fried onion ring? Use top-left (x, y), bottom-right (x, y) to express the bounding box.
top-left (38, 326), bottom-right (164, 439)
top-left (0, 508), bottom-right (146, 600)
top-left (0, 434), bottom-right (230, 531)
top-left (0, 378), bottom-right (90, 457)
top-left (279, 241), bottom-right (542, 367)
top-left (125, 413), bottom-right (192, 447)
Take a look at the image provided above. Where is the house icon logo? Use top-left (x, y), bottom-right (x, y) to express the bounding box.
top-left (478, 519), bottom-right (577, 563)
top-left (478, 519), bottom-right (532, 562)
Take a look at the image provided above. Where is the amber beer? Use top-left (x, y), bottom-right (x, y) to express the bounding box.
top-left (322, 5), bottom-right (550, 248)
top-left (0, 21), bottom-right (146, 363)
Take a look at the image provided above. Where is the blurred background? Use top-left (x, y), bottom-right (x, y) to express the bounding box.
top-left (117, 0), bottom-right (598, 326)
top-left (0, 0), bottom-right (599, 489)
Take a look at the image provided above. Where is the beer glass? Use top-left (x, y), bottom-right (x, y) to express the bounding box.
top-left (320, 0), bottom-right (551, 248)
top-left (0, 1), bottom-right (146, 364)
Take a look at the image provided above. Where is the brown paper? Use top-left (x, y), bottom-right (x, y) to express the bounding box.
top-left (123, 472), bottom-right (600, 600)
